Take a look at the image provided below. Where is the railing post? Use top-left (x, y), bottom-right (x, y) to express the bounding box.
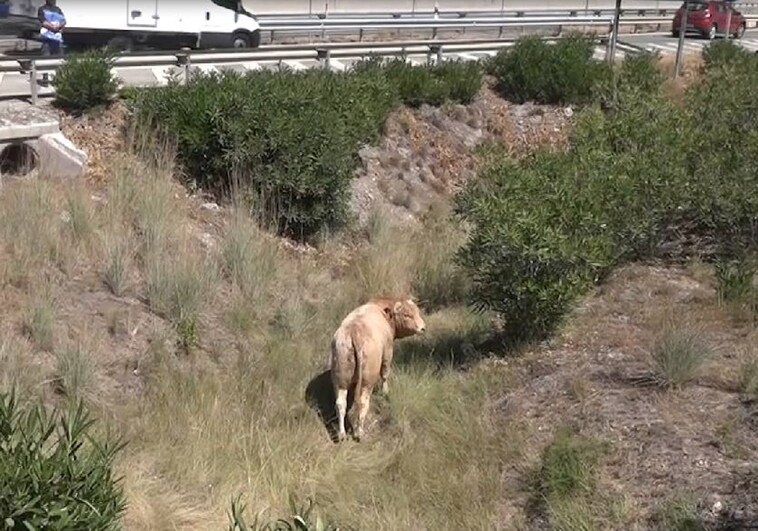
top-left (606, 0), bottom-right (622, 64)
top-left (19, 59), bottom-right (38, 105)
top-left (176, 50), bottom-right (190, 85)
top-left (30, 61), bottom-right (38, 106)
top-left (316, 48), bottom-right (331, 69)
top-left (428, 44), bottom-right (442, 65)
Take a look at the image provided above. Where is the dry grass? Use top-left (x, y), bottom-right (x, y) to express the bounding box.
top-left (0, 137), bottom-right (509, 530)
top-left (650, 323), bottom-right (713, 389)
top-left (657, 53), bottom-right (704, 104)
top-left (23, 284), bottom-right (56, 352)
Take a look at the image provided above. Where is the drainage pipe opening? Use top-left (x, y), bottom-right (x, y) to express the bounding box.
top-left (0, 142), bottom-right (39, 176)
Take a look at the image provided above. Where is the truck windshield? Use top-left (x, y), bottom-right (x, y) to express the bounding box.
top-left (212, 0), bottom-right (241, 11)
top-left (211, 0), bottom-right (253, 16)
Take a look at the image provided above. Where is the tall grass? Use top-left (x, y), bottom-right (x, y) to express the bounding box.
top-left (24, 285), bottom-right (56, 352)
top-left (0, 180), bottom-right (66, 285)
top-left (62, 141), bottom-right (507, 529)
top-left (651, 325), bottom-right (712, 389)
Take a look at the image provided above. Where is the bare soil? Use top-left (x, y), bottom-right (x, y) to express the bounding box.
top-left (350, 81), bottom-right (571, 226)
top-left (495, 264), bottom-right (758, 529)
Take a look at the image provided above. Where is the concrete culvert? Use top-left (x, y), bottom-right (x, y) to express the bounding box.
top-left (0, 142), bottom-right (39, 176)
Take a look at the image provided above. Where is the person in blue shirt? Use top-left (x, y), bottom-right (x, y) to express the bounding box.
top-left (37, 0), bottom-right (66, 83)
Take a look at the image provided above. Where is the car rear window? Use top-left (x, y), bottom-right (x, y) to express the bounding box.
top-left (683, 1), bottom-right (707, 10)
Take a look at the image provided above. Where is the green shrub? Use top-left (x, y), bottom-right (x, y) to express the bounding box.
top-left (702, 39), bottom-right (756, 71)
top-left (127, 68), bottom-right (394, 239)
top-left (489, 33), bottom-right (610, 105)
top-left (617, 52), bottom-right (665, 94)
top-left (0, 391), bottom-right (127, 530)
top-left (52, 49), bottom-right (120, 111)
top-left (126, 59), bottom-right (482, 239)
top-left (715, 256), bottom-right (756, 305)
top-left (456, 50), bottom-right (757, 343)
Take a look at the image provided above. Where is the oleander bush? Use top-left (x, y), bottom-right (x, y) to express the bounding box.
top-left (52, 49), bottom-right (120, 111)
top-left (701, 38), bottom-right (757, 71)
top-left (0, 391), bottom-right (127, 530)
top-left (488, 33), bottom-right (611, 105)
top-left (456, 42), bottom-right (758, 343)
top-left (125, 59), bottom-right (482, 239)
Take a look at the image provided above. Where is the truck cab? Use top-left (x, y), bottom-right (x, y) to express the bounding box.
top-left (3, 0), bottom-right (262, 52)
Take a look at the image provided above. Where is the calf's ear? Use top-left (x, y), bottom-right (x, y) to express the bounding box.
top-left (382, 306), bottom-right (393, 319)
top-left (393, 301), bottom-right (403, 315)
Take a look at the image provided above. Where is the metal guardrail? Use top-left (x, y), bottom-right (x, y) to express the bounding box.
top-left (255, 7), bottom-right (758, 40)
top-left (251, 0), bottom-right (758, 18)
top-left (255, 3), bottom-right (758, 20)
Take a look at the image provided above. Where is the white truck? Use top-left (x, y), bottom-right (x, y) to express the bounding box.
top-left (2, 0), bottom-right (262, 51)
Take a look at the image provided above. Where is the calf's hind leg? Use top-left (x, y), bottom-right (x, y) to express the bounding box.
top-left (335, 388), bottom-right (348, 441)
top-left (355, 385), bottom-right (373, 441)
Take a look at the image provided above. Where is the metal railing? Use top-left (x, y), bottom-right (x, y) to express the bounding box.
top-left (254, 6), bottom-right (758, 40)
top-left (252, 0), bottom-right (758, 18)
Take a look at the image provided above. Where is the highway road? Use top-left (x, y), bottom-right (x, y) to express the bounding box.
top-left (0, 31), bottom-right (755, 100)
top-left (622, 29), bottom-right (758, 55)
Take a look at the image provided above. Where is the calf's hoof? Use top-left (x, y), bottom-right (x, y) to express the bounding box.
top-left (337, 430), bottom-right (347, 442)
top-left (354, 427), bottom-right (365, 442)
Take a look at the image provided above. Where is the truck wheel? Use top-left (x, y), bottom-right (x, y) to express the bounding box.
top-left (107, 36), bottom-right (134, 53)
top-left (232, 31), bottom-right (251, 48)
top-left (250, 29), bottom-right (261, 48)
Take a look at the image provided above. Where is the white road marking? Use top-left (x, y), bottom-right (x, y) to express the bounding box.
top-left (150, 66), bottom-right (171, 86)
top-left (241, 61), bottom-right (261, 70)
top-left (739, 38), bottom-right (758, 51)
top-left (192, 64), bottom-right (219, 75)
top-left (329, 58), bottom-right (346, 71)
top-left (283, 59), bottom-right (307, 70)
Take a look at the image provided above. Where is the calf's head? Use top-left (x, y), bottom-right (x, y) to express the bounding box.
top-left (384, 298), bottom-right (426, 338)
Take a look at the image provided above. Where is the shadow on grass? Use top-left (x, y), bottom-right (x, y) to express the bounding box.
top-left (395, 325), bottom-right (520, 370)
top-left (304, 369), bottom-right (355, 444)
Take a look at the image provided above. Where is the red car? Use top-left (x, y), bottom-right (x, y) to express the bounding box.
top-left (672, 1), bottom-right (747, 40)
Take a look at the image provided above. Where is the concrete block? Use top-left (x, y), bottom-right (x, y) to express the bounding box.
top-left (32, 133), bottom-right (88, 179)
top-left (0, 100), bottom-right (60, 141)
top-left (0, 121), bottom-right (60, 142)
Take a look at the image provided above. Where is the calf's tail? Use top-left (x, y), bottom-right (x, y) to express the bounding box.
top-left (351, 333), bottom-right (363, 403)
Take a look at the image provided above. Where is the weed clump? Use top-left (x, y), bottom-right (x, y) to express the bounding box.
top-left (651, 326), bottom-right (712, 389)
top-left (529, 427), bottom-right (608, 530)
